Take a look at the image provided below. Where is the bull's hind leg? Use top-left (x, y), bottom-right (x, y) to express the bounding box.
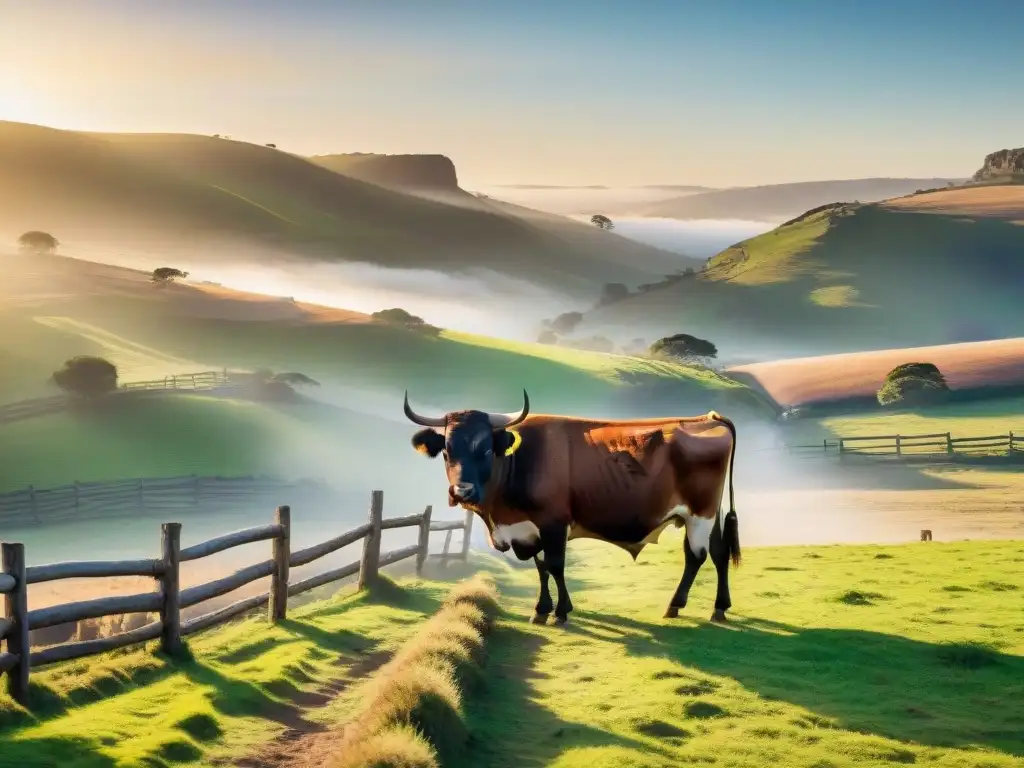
top-left (708, 515), bottom-right (731, 622)
top-left (664, 511), bottom-right (714, 619)
top-left (531, 555), bottom-right (554, 624)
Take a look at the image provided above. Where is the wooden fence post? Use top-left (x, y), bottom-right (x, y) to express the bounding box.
top-left (1009, 432), bottom-right (1015, 454)
top-left (461, 509), bottom-right (474, 560)
top-left (416, 505), bottom-right (433, 574)
top-left (358, 491), bottom-right (384, 590)
top-left (2, 542), bottom-right (29, 705)
top-left (946, 432), bottom-right (953, 455)
top-left (895, 435), bottom-right (902, 457)
top-left (159, 523), bottom-right (182, 657)
top-left (838, 439), bottom-right (845, 458)
top-left (270, 506), bottom-right (291, 621)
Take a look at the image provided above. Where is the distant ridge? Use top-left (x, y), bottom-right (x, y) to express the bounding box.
top-left (311, 152), bottom-right (460, 191)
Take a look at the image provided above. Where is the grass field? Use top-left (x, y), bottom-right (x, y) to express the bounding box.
top-left (728, 337), bottom-right (1024, 407)
top-left (812, 397), bottom-right (1024, 439)
top-left (587, 193), bottom-right (1024, 358)
top-left (0, 573), bottom-right (467, 768)
top-left (468, 536), bottom-right (1024, 768)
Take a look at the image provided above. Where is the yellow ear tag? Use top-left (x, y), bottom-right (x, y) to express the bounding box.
top-left (504, 429), bottom-right (522, 457)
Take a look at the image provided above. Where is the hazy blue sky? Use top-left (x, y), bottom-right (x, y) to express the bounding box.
top-left (2, 0), bottom-right (1022, 186)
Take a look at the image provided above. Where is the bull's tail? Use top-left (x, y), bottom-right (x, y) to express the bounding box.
top-left (709, 411), bottom-right (741, 566)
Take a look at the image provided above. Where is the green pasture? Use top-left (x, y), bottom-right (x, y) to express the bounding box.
top-left (0, 574), bottom-right (464, 768)
top-left (469, 536), bottom-right (1024, 768)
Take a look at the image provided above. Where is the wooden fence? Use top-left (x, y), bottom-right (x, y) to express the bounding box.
top-left (781, 429), bottom-right (1024, 459)
top-left (0, 475), bottom-right (330, 527)
top-left (0, 491), bottom-right (473, 706)
top-left (0, 370), bottom-right (235, 425)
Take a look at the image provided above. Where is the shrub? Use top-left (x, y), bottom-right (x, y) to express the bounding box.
top-left (332, 575), bottom-right (498, 768)
top-left (51, 356), bottom-right (118, 398)
top-left (877, 361), bottom-right (950, 407)
top-left (151, 267), bottom-right (189, 286)
top-left (18, 230), bottom-right (59, 255)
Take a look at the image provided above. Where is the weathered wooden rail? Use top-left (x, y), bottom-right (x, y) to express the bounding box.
top-left (780, 429), bottom-right (1024, 460)
top-left (0, 474), bottom-right (330, 527)
top-left (0, 491), bottom-right (473, 706)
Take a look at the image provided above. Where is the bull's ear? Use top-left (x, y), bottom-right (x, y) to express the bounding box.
top-left (493, 429), bottom-right (518, 456)
top-left (411, 428), bottom-right (445, 458)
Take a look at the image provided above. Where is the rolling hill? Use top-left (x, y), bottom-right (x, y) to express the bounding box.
top-left (580, 185), bottom-right (1024, 361)
top-left (640, 177), bottom-right (964, 222)
top-left (311, 152), bottom-right (461, 192)
top-left (0, 120), bottom-right (685, 300)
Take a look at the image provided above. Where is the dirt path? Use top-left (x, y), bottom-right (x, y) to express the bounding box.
top-left (230, 648), bottom-right (392, 768)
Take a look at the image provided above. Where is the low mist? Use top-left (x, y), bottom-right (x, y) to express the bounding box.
top-left (568, 216), bottom-right (775, 258)
top-left (471, 185), bottom-right (710, 216)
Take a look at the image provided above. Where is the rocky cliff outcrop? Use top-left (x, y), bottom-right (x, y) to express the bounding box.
top-left (973, 147), bottom-right (1024, 182)
top-left (312, 153), bottom-right (460, 191)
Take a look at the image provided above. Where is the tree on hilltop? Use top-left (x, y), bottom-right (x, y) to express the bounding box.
top-left (18, 231), bottom-right (59, 255)
top-left (51, 356), bottom-right (119, 399)
top-left (371, 307), bottom-right (441, 337)
top-left (877, 362), bottom-right (950, 407)
top-left (542, 311), bottom-right (584, 335)
top-left (151, 267), bottom-right (190, 286)
top-left (590, 214), bottom-right (614, 231)
top-left (650, 334), bottom-right (718, 365)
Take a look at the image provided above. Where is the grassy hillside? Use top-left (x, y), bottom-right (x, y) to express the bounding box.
top-left (0, 120), bottom-right (681, 296)
top-left (0, 254), bottom-right (772, 493)
top-left (311, 152), bottom-right (460, 191)
top-left (0, 572), bottom-right (473, 768)
top-left (469, 537), bottom-right (1024, 768)
top-left (585, 194), bottom-right (1024, 360)
top-left (640, 177), bottom-right (963, 221)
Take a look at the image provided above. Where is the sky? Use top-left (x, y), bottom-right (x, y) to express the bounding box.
top-left (2, 0), bottom-right (1023, 187)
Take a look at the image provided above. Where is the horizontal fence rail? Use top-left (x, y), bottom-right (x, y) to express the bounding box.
top-left (0, 474), bottom-right (331, 527)
top-left (779, 429), bottom-right (1023, 460)
top-left (0, 370), bottom-right (236, 425)
top-left (0, 492), bottom-right (474, 707)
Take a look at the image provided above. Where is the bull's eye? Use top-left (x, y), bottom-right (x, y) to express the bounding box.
top-left (484, 448), bottom-right (493, 460)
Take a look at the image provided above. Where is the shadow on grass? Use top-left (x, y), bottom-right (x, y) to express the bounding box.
top-left (464, 617), bottom-right (668, 768)
top-left (575, 610), bottom-right (1024, 757)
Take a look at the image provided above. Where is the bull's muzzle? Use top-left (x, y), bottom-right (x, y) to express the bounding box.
top-left (448, 483), bottom-right (479, 506)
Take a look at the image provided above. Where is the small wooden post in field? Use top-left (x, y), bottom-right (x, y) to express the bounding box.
top-left (461, 509), bottom-right (474, 560)
top-left (270, 506), bottom-right (291, 622)
top-left (358, 491), bottom-right (383, 590)
top-left (159, 523), bottom-right (182, 657)
top-left (895, 435), bottom-right (902, 457)
top-left (838, 439), bottom-right (845, 458)
top-left (946, 432), bottom-right (953, 455)
top-left (1008, 431), bottom-right (1014, 454)
top-left (416, 505), bottom-right (433, 574)
top-left (2, 542), bottom-right (30, 705)
top-left (920, 529), bottom-right (933, 542)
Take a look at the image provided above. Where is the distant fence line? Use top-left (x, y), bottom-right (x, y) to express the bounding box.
top-left (0, 491), bottom-right (473, 706)
top-left (0, 474), bottom-right (330, 527)
top-left (781, 429), bottom-right (1024, 460)
top-left (0, 370), bottom-right (236, 425)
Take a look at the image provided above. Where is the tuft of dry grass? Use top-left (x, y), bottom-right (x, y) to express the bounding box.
top-left (331, 574), bottom-right (499, 768)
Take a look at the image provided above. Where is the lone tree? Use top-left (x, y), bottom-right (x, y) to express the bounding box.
top-left (51, 356), bottom-right (119, 399)
top-left (18, 231), bottom-right (59, 255)
top-left (650, 333), bottom-right (718, 365)
top-left (151, 267), bottom-right (189, 286)
top-left (877, 362), bottom-right (950, 407)
top-left (590, 214), bottom-right (614, 231)
top-left (371, 307), bottom-right (441, 337)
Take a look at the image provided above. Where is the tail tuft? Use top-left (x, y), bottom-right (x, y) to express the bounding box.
top-left (723, 510), bottom-right (741, 567)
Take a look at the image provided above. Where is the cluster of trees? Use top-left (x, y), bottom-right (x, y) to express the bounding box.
top-left (649, 334), bottom-right (718, 365)
top-left (51, 357), bottom-right (119, 398)
top-left (371, 307), bottom-right (441, 337)
top-left (590, 214), bottom-right (614, 231)
top-left (151, 267), bottom-right (190, 286)
top-left (877, 362), bottom-right (950, 407)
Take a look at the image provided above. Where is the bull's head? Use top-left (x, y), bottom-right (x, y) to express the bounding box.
top-left (404, 388), bottom-right (530, 513)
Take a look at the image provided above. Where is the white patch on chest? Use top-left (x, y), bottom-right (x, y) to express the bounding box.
top-left (682, 512), bottom-right (715, 558)
top-left (492, 520), bottom-right (541, 548)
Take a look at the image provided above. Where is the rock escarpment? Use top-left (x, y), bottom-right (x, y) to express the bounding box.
top-left (973, 147), bottom-right (1024, 182)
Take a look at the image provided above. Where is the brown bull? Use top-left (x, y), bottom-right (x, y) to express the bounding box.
top-left (404, 389), bottom-right (741, 624)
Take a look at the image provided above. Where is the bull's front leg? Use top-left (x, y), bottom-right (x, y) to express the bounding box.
top-left (540, 524), bottom-right (573, 625)
top-left (531, 555), bottom-right (554, 624)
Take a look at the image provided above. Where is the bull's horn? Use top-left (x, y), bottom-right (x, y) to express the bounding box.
top-left (403, 391), bottom-right (446, 427)
top-left (488, 389), bottom-right (530, 428)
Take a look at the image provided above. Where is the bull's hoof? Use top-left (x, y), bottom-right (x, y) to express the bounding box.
top-left (663, 605), bottom-right (680, 619)
top-left (710, 609), bottom-right (728, 623)
top-left (553, 615), bottom-right (569, 627)
top-left (530, 613), bottom-right (549, 625)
